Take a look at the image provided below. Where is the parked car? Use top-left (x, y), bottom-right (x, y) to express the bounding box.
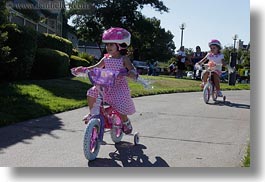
top-left (132, 60), bottom-right (149, 75)
top-left (186, 71), bottom-right (193, 79)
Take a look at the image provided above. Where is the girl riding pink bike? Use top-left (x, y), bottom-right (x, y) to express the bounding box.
top-left (74, 27), bottom-right (138, 135)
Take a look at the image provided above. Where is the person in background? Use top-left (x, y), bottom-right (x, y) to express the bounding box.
top-left (192, 46), bottom-right (204, 79)
top-left (169, 62), bottom-right (176, 76)
top-left (176, 46), bottom-right (186, 78)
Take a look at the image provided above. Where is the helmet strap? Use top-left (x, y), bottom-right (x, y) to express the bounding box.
top-left (116, 43), bottom-right (127, 51)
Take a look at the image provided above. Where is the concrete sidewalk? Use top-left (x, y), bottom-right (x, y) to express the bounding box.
top-left (0, 90), bottom-right (250, 167)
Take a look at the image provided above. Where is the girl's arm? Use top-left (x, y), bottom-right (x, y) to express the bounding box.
top-left (123, 56), bottom-right (138, 79)
top-left (221, 59), bottom-right (227, 67)
top-left (87, 57), bottom-right (105, 69)
top-left (74, 57), bottom-right (105, 73)
top-left (222, 59), bottom-right (234, 72)
top-left (197, 53), bottom-right (209, 65)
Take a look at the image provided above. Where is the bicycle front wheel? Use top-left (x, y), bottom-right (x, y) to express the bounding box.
top-left (212, 85), bottom-right (217, 101)
top-left (203, 84), bottom-right (211, 104)
top-left (83, 118), bottom-right (101, 161)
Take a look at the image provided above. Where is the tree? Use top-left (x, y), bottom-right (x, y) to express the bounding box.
top-left (132, 16), bottom-right (175, 61)
top-left (67, 0), bottom-right (169, 56)
top-left (0, 0), bottom-right (9, 25)
top-left (0, 0), bottom-right (12, 65)
top-left (240, 49), bottom-right (250, 67)
top-left (222, 46), bottom-right (250, 68)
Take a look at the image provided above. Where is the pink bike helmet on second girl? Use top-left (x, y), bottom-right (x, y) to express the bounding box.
top-left (208, 39), bottom-right (222, 49)
top-left (102, 27), bottom-right (131, 47)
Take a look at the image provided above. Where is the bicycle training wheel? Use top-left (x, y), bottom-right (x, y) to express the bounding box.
top-left (83, 118), bottom-right (101, 161)
top-left (134, 132), bottom-right (140, 145)
top-left (110, 114), bottom-right (123, 143)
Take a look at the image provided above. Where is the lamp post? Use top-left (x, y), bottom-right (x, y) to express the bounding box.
top-left (233, 34), bottom-right (238, 52)
top-left (179, 23), bottom-right (186, 47)
top-left (229, 34), bottom-right (238, 85)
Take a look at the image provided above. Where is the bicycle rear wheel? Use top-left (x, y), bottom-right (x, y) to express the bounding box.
top-left (110, 114), bottom-right (123, 143)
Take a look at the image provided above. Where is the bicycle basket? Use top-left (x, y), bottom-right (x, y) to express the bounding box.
top-left (89, 68), bottom-right (119, 87)
top-left (204, 64), bottom-right (222, 71)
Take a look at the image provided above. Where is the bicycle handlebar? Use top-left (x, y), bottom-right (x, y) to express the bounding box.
top-left (71, 67), bottom-right (152, 89)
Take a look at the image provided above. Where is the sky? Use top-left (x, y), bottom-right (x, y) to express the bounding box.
top-left (66, 0), bottom-right (250, 52)
top-left (140, 0), bottom-right (250, 52)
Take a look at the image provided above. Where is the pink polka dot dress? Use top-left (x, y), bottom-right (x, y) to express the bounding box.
top-left (87, 56), bottom-right (136, 115)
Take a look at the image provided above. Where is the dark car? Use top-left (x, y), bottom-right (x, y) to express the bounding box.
top-left (132, 60), bottom-right (149, 75)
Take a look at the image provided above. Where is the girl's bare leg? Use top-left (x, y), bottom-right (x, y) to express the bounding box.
top-left (202, 72), bottom-right (209, 83)
top-left (83, 96), bottom-right (96, 123)
top-left (87, 96), bottom-right (96, 110)
top-left (213, 73), bottom-right (221, 90)
top-left (120, 114), bottom-right (128, 122)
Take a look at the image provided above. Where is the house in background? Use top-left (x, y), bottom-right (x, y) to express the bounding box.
top-left (77, 40), bottom-right (105, 59)
top-left (7, 0), bottom-right (104, 59)
top-left (237, 39), bottom-right (250, 51)
top-left (66, 25), bottom-right (105, 59)
top-left (7, 0), bottom-right (65, 36)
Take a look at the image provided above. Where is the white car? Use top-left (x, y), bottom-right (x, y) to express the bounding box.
top-left (186, 71), bottom-right (193, 79)
top-left (132, 60), bottom-right (149, 75)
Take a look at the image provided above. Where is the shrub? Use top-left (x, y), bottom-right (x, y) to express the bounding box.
top-left (37, 33), bottom-right (73, 56)
top-left (72, 48), bottom-right (79, 56)
top-left (31, 48), bottom-right (70, 79)
top-left (78, 52), bottom-right (97, 65)
top-left (0, 24), bottom-right (37, 81)
top-left (70, 55), bottom-right (90, 68)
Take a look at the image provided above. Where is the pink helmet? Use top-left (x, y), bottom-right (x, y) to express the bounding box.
top-left (102, 27), bottom-right (131, 46)
top-left (208, 39), bottom-right (222, 49)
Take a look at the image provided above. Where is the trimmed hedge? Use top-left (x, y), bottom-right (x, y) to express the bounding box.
top-left (0, 24), bottom-right (37, 81)
top-left (72, 48), bottom-right (79, 56)
top-left (31, 48), bottom-right (70, 79)
top-left (78, 52), bottom-right (97, 65)
top-left (70, 55), bottom-right (90, 68)
top-left (37, 33), bottom-right (73, 56)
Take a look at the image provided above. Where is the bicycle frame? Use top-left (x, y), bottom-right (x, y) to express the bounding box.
top-left (206, 70), bottom-right (215, 88)
top-left (72, 67), bottom-right (140, 161)
top-left (202, 63), bottom-right (222, 88)
top-left (200, 63), bottom-right (223, 103)
top-left (89, 85), bottom-right (122, 143)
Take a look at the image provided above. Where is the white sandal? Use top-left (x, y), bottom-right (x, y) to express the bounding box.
top-left (122, 119), bottom-right (133, 134)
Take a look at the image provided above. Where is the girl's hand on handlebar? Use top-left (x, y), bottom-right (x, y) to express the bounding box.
top-left (128, 69), bottom-right (139, 80)
top-left (71, 66), bottom-right (90, 77)
top-left (195, 63), bottom-right (202, 70)
top-left (73, 66), bottom-right (89, 73)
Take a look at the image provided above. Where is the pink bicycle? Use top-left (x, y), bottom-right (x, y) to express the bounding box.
top-left (71, 68), bottom-right (139, 161)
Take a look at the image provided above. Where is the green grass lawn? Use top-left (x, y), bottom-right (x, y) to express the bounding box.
top-left (242, 144), bottom-right (250, 167)
top-left (0, 75), bottom-right (250, 127)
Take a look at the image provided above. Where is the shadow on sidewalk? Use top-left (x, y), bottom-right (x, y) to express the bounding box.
top-left (209, 100), bottom-right (250, 109)
top-left (88, 142), bottom-right (169, 167)
top-left (0, 115), bottom-right (64, 154)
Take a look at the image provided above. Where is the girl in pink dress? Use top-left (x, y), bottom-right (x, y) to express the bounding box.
top-left (76, 27), bottom-right (137, 134)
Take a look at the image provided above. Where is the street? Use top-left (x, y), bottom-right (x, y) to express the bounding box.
top-left (0, 90), bottom-right (250, 167)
